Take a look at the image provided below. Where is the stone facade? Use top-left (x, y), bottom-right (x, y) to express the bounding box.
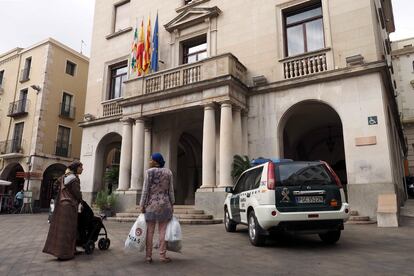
top-left (80, 0), bottom-right (406, 219)
top-left (0, 39), bottom-right (89, 209)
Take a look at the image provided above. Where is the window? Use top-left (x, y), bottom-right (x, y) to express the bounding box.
top-left (12, 123), bottom-right (24, 153)
top-left (109, 61), bottom-right (127, 100)
top-left (20, 57), bottom-right (31, 82)
top-left (114, 1), bottom-right (130, 32)
top-left (233, 172), bottom-right (249, 194)
top-left (284, 2), bottom-right (324, 56)
top-left (60, 92), bottom-right (74, 118)
top-left (0, 70), bottom-right (4, 88)
top-left (184, 0), bottom-right (193, 4)
top-left (56, 126), bottom-right (71, 157)
top-left (65, 61), bottom-right (77, 76)
top-left (19, 89), bottom-right (28, 112)
top-left (182, 35), bottom-right (207, 64)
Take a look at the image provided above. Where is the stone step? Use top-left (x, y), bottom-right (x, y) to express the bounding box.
top-left (346, 220), bottom-right (377, 225)
top-left (116, 213), bottom-right (213, 219)
top-left (348, 215), bottom-right (370, 221)
top-left (125, 209), bottom-right (205, 215)
top-left (107, 216), bottom-right (222, 225)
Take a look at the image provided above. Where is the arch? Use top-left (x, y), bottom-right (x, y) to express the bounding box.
top-left (93, 132), bottom-right (122, 193)
top-left (278, 100), bottom-right (348, 189)
top-left (176, 132), bottom-right (202, 205)
top-left (0, 163), bottom-right (25, 198)
top-left (39, 163), bottom-right (66, 208)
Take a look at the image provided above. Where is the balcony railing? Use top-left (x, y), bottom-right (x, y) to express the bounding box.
top-left (55, 142), bottom-right (71, 157)
top-left (8, 99), bottom-right (29, 117)
top-left (102, 99), bottom-right (122, 117)
top-left (282, 50), bottom-right (328, 79)
top-left (0, 139), bottom-right (25, 155)
top-left (59, 103), bottom-right (76, 119)
top-left (20, 67), bottom-right (30, 82)
top-left (125, 53), bottom-right (247, 97)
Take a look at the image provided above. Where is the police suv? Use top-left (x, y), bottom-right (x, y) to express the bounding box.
top-left (224, 159), bottom-right (350, 246)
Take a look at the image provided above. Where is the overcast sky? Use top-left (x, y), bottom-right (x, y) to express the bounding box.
top-left (0, 0), bottom-right (413, 57)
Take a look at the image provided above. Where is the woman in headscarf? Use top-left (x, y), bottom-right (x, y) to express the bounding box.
top-left (43, 161), bottom-right (83, 260)
top-left (140, 152), bottom-right (175, 263)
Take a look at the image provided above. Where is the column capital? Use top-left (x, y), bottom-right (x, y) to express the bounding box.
top-left (120, 117), bottom-right (134, 124)
top-left (219, 101), bottom-right (232, 108)
top-left (204, 102), bottom-right (217, 110)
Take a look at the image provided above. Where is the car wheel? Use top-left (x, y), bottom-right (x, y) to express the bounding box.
top-left (319, 230), bottom-right (341, 244)
top-left (248, 210), bottom-right (266, 246)
top-left (224, 207), bottom-right (237, 232)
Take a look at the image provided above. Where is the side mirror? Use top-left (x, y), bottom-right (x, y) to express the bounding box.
top-left (225, 187), bottom-right (234, 193)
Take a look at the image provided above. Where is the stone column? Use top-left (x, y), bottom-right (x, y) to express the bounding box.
top-left (232, 107), bottom-right (242, 156)
top-left (130, 119), bottom-right (145, 190)
top-left (143, 125), bottom-right (152, 173)
top-left (118, 118), bottom-right (133, 191)
top-left (241, 111), bottom-right (248, 155)
top-left (201, 104), bottom-right (216, 188)
top-left (219, 102), bottom-right (233, 188)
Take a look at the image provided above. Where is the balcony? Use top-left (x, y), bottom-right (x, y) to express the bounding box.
top-left (281, 49), bottom-right (330, 80)
top-left (124, 53), bottom-right (247, 98)
top-left (8, 99), bottom-right (29, 117)
top-left (20, 67), bottom-right (30, 82)
top-left (102, 99), bottom-right (123, 117)
top-left (59, 103), bottom-right (76, 119)
top-left (0, 139), bottom-right (25, 159)
top-left (55, 142), bottom-right (71, 158)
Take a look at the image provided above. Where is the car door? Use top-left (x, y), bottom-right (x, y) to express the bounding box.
top-left (240, 168), bottom-right (263, 223)
top-left (230, 172), bottom-right (248, 223)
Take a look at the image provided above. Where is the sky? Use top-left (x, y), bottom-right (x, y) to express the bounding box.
top-left (0, 0), bottom-right (413, 57)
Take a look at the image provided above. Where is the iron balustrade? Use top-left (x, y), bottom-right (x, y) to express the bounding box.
top-left (55, 142), bottom-right (71, 157)
top-left (0, 139), bottom-right (25, 154)
top-left (8, 99), bottom-right (29, 117)
top-left (59, 102), bottom-right (76, 119)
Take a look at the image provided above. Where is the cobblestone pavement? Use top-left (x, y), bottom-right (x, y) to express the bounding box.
top-left (0, 214), bottom-right (413, 276)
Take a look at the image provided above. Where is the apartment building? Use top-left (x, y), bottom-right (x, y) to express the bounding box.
top-left (392, 38), bottom-right (414, 175)
top-left (0, 38), bottom-right (88, 209)
top-left (80, 0), bottom-right (406, 219)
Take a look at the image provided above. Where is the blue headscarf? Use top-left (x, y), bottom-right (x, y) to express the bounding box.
top-left (151, 152), bottom-right (165, 168)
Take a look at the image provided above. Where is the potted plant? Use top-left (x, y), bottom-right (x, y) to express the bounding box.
top-left (95, 189), bottom-right (117, 217)
top-left (231, 154), bottom-right (251, 181)
top-left (104, 166), bottom-right (119, 193)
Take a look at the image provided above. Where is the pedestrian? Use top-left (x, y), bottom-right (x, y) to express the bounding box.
top-left (43, 161), bottom-right (83, 260)
top-left (14, 189), bottom-right (24, 210)
top-left (139, 152), bottom-right (175, 264)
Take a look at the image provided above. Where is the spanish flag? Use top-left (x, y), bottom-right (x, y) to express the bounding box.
top-left (143, 17), bottom-right (151, 74)
top-left (137, 19), bottom-right (145, 76)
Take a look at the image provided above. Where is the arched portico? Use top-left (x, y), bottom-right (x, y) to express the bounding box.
top-left (40, 163), bottom-right (66, 208)
top-left (278, 100), bottom-right (348, 187)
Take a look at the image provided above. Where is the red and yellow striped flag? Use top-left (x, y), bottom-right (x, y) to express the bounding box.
top-left (143, 17), bottom-right (151, 74)
top-left (137, 19), bottom-right (145, 76)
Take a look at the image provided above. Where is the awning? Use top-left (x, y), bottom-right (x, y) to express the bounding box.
top-left (0, 180), bottom-right (12, 186)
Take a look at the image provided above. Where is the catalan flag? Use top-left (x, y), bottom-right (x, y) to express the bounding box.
top-left (143, 17), bottom-right (151, 74)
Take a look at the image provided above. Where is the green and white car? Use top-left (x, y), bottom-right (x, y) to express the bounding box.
top-left (224, 159), bottom-right (350, 246)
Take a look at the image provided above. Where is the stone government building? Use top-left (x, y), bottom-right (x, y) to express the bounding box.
top-left (80, 0), bottom-right (407, 219)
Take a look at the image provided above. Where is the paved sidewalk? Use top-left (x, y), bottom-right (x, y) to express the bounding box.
top-left (0, 214), bottom-right (413, 275)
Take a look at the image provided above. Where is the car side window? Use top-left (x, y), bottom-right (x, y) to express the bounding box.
top-left (233, 172), bottom-right (249, 194)
top-left (245, 167), bottom-right (263, 191)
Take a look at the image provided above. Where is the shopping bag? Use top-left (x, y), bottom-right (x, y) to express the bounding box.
top-left (125, 214), bottom-right (147, 252)
top-left (165, 216), bottom-right (182, 252)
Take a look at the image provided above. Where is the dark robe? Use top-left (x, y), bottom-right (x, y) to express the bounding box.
top-left (43, 174), bottom-right (82, 260)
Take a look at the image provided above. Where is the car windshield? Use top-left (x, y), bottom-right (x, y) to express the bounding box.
top-left (277, 163), bottom-right (334, 186)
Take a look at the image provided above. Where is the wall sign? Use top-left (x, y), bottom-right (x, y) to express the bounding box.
top-left (368, 116), bottom-right (378, 125)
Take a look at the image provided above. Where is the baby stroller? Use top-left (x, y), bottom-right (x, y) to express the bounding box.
top-left (77, 200), bottom-right (111, 254)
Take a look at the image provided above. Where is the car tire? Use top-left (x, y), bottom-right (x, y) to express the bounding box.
top-left (248, 210), bottom-right (266, 246)
top-left (319, 230), bottom-right (341, 244)
top-left (224, 207), bottom-right (237, 232)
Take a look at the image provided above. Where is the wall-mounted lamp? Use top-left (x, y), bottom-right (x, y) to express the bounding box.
top-left (30, 85), bottom-right (41, 94)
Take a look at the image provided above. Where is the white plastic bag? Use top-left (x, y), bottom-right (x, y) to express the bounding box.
top-left (125, 214), bottom-right (147, 252)
top-left (165, 216), bottom-right (182, 252)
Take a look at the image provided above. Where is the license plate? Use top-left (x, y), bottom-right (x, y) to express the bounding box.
top-left (296, 196), bottom-right (324, 204)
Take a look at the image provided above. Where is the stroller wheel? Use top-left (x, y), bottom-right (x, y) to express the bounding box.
top-left (85, 241), bottom-right (95, 255)
top-left (98, 238), bottom-right (110, 250)
top-left (105, 238), bottom-right (110, 250)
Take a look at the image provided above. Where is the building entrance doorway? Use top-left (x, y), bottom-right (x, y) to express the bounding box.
top-left (40, 163), bottom-right (66, 208)
top-left (280, 101), bottom-right (348, 187)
